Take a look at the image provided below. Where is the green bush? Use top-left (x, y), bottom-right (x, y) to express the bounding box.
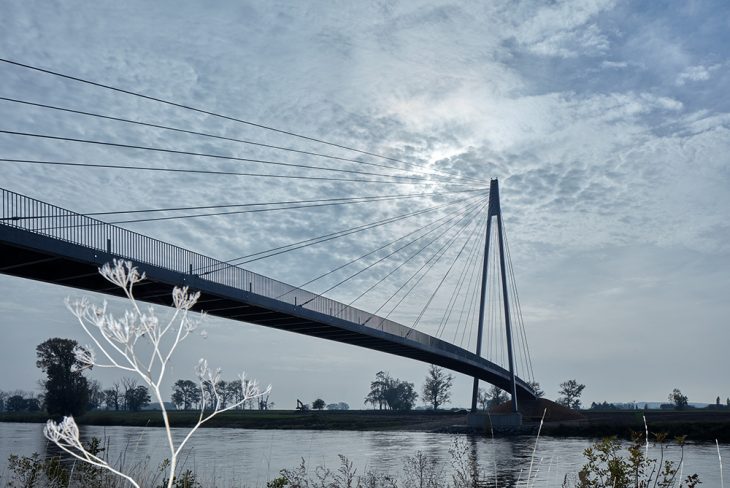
top-left (574, 432), bottom-right (701, 488)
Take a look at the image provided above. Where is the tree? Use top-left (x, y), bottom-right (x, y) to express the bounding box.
top-left (171, 380), bottom-right (201, 410)
top-left (225, 380), bottom-right (244, 409)
top-left (213, 380), bottom-right (228, 408)
top-left (477, 388), bottom-right (489, 411)
top-left (364, 371), bottom-right (418, 411)
top-left (5, 395), bottom-right (27, 412)
top-left (669, 388), bottom-right (688, 410)
top-left (36, 338), bottom-right (90, 416)
top-left (312, 398), bottom-right (326, 410)
top-left (104, 382), bottom-right (122, 411)
top-left (716, 396), bottom-right (721, 407)
top-left (258, 392), bottom-right (273, 410)
top-left (486, 385), bottom-right (509, 410)
top-left (87, 380), bottom-right (105, 410)
top-left (125, 386), bottom-right (151, 411)
top-left (421, 365), bottom-right (453, 410)
top-left (120, 377), bottom-right (138, 411)
top-left (384, 379), bottom-right (418, 411)
top-left (528, 381), bottom-right (545, 398)
top-left (25, 397), bottom-right (41, 411)
top-left (557, 379), bottom-right (585, 410)
top-left (365, 371), bottom-right (390, 410)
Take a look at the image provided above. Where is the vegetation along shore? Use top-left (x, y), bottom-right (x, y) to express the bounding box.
top-left (3, 406), bottom-right (730, 441)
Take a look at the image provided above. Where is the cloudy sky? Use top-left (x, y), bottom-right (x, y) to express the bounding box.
top-left (1, 0), bottom-right (729, 409)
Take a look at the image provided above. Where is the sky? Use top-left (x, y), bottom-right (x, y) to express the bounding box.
top-left (1, 0), bottom-right (729, 409)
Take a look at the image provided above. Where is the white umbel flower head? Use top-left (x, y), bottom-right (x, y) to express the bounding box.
top-left (44, 416), bottom-right (83, 450)
top-left (74, 345), bottom-right (95, 368)
top-left (99, 259), bottom-right (145, 290)
top-left (173, 286), bottom-right (200, 311)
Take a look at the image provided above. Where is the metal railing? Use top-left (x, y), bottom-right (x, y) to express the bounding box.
top-left (0, 188), bottom-right (473, 356)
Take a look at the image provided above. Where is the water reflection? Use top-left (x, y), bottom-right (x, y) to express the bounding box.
top-left (0, 423), bottom-right (726, 487)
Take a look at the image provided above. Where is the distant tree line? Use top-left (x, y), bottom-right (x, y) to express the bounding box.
top-left (5, 338), bottom-right (729, 416)
top-left (170, 378), bottom-right (273, 410)
top-left (0, 338), bottom-right (154, 415)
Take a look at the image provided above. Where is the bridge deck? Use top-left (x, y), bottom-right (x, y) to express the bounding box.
top-left (0, 188), bottom-right (534, 400)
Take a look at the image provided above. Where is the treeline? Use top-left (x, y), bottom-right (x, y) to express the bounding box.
top-left (0, 338), bottom-right (281, 416)
top-left (0, 378), bottom-right (153, 414)
top-left (170, 379), bottom-right (273, 410)
top-left (589, 389), bottom-right (730, 411)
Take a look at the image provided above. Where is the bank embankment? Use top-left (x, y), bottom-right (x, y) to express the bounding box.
top-left (3, 407), bottom-right (729, 441)
top-left (0, 409), bottom-right (468, 431)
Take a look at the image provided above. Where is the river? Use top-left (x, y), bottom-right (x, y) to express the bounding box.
top-left (0, 422), bottom-right (725, 486)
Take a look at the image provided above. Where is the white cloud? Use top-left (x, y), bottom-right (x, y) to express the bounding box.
top-left (512, 0), bottom-right (615, 57)
top-left (676, 64), bottom-right (721, 85)
top-left (601, 60), bottom-right (629, 69)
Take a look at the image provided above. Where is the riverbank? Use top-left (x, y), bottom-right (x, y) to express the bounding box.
top-left (3, 408), bottom-right (729, 440)
top-left (0, 409), bottom-right (467, 431)
top-left (544, 409), bottom-right (730, 441)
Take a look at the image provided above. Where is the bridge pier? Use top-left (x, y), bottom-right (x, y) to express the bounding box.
top-left (471, 178), bottom-right (519, 414)
top-left (467, 412), bottom-right (522, 432)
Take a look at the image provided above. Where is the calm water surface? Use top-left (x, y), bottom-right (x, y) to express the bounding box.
top-left (0, 422), bottom-right (726, 487)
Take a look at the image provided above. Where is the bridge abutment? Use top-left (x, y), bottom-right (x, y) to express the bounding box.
top-left (467, 412), bottom-right (523, 432)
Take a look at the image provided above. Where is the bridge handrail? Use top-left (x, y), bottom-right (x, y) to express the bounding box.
top-left (0, 188), bottom-right (465, 353)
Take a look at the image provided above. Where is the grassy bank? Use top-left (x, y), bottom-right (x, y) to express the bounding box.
top-left (3, 408), bottom-right (730, 440)
top-left (0, 409), bottom-right (467, 431)
top-left (543, 409), bottom-right (730, 441)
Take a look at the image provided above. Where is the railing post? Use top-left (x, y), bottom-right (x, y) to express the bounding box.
top-left (106, 238), bottom-right (111, 254)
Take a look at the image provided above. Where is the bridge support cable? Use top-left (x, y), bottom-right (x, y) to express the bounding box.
top-left (462, 262), bottom-right (483, 350)
top-left (0, 96), bottom-right (480, 186)
top-left (458, 233), bottom-right (487, 350)
top-left (285, 196), bottom-right (488, 302)
top-left (0, 158), bottom-right (469, 186)
top-left (80, 193), bottom-right (481, 227)
top-left (434, 215), bottom-right (487, 345)
top-left (0, 130), bottom-right (480, 188)
top-left (408, 207), bottom-right (487, 335)
top-left (4, 188), bottom-right (483, 221)
top-left (304, 198), bottom-right (488, 305)
top-left (503, 221), bottom-right (536, 385)
top-left (365, 200), bottom-right (489, 329)
top-left (329, 198), bottom-right (488, 322)
top-left (434, 215), bottom-right (487, 339)
top-left (15, 190), bottom-right (486, 231)
top-left (199, 193), bottom-right (486, 273)
top-left (0, 58), bottom-right (483, 185)
top-left (343, 199), bottom-right (486, 311)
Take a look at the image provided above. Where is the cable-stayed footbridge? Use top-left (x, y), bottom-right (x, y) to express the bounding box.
top-left (0, 58), bottom-right (537, 410)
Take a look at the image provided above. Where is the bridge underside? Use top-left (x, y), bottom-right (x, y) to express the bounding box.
top-left (0, 225), bottom-right (535, 401)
